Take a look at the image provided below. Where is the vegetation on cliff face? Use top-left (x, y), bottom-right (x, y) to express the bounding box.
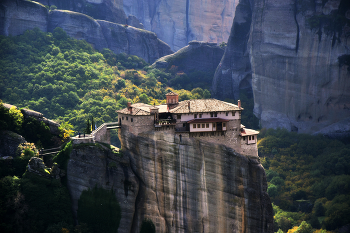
top-left (78, 187), bottom-right (121, 233)
top-left (259, 128), bottom-right (350, 232)
top-left (0, 28), bottom-right (210, 134)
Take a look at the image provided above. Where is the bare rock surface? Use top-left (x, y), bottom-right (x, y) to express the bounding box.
top-left (0, 0), bottom-right (173, 63)
top-left (98, 20), bottom-right (173, 63)
top-left (120, 130), bottom-right (273, 233)
top-left (124, 0), bottom-right (239, 51)
top-left (152, 41), bottom-right (224, 74)
top-left (0, 130), bottom-right (26, 158)
top-left (213, 0), bottom-right (350, 135)
top-left (66, 144), bottom-right (138, 232)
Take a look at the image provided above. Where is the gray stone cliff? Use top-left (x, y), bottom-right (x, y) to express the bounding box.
top-left (0, 0), bottom-right (172, 63)
top-left (152, 41), bottom-right (225, 75)
top-left (67, 144), bottom-right (138, 232)
top-left (212, 0), bottom-right (350, 135)
top-left (67, 131), bottom-right (273, 232)
top-left (0, 130), bottom-right (26, 158)
top-left (124, 0), bottom-right (239, 51)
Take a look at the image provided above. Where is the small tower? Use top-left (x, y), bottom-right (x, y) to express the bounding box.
top-left (166, 92), bottom-right (179, 109)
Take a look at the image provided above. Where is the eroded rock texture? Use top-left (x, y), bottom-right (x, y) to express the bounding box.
top-left (36, 0), bottom-right (127, 25)
top-left (213, 0), bottom-right (350, 135)
top-left (67, 144), bottom-right (138, 233)
top-left (124, 0), bottom-right (239, 51)
top-left (120, 130), bottom-right (273, 233)
top-left (0, 0), bottom-right (172, 63)
top-left (152, 41), bottom-right (225, 75)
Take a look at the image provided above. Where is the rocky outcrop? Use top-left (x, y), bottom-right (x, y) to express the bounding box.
top-left (124, 0), bottom-right (239, 51)
top-left (120, 130), bottom-right (273, 233)
top-left (98, 20), bottom-right (173, 63)
top-left (0, 0), bottom-right (172, 63)
top-left (36, 0), bottom-right (127, 25)
top-left (152, 41), bottom-right (224, 74)
top-left (0, 0), bottom-right (48, 36)
top-left (48, 10), bottom-right (108, 50)
top-left (67, 144), bottom-right (138, 232)
top-left (212, 0), bottom-right (350, 135)
top-left (0, 130), bottom-right (26, 158)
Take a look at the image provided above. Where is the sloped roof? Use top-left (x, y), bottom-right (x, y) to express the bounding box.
top-left (117, 103), bottom-right (153, 116)
top-left (166, 91), bottom-right (179, 96)
top-left (241, 128), bottom-right (259, 136)
top-left (169, 99), bottom-right (241, 114)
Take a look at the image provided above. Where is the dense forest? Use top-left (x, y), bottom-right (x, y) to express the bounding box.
top-left (259, 129), bottom-right (350, 233)
top-left (0, 28), bottom-right (349, 233)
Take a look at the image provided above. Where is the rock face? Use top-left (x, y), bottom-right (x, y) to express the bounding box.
top-left (152, 41), bottom-right (224, 74)
top-left (0, 130), bottom-right (26, 158)
top-left (36, 0), bottom-right (127, 25)
top-left (67, 144), bottom-right (138, 232)
top-left (213, 0), bottom-right (350, 134)
top-left (98, 20), bottom-right (173, 63)
top-left (0, 0), bottom-right (173, 63)
top-left (120, 130), bottom-right (273, 233)
top-left (124, 0), bottom-right (239, 51)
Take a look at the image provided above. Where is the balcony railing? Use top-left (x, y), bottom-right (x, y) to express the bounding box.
top-left (155, 119), bottom-right (177, 126)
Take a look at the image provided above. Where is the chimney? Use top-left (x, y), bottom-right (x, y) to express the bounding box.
top-left (238, 100), bottom-right (241, 109)
top-left (127, 102), bottom-right (132, 114)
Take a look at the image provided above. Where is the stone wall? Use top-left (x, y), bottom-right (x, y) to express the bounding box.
top-left (0, 130), bottom-right (26, 157)
top-left (118, 113), bottom-right (154, 135)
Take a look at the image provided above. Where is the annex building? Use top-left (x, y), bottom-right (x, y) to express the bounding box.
top-left (117, 92), bottom-right (259, 157)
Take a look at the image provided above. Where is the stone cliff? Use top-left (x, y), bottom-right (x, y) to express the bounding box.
top-left (124, 0), bottom-right (239, 51)
top-left (67, 131), bottom-right (273, 232)
top-left (152, 41), bottom-right (224, 75)
top-left (0, 0), bottom-right (172, 63)
top-left (212, 0), bottom-right (350, 135)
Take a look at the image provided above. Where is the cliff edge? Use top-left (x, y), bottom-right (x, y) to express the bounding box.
top-left (212, 0), bottom-right (350, 135)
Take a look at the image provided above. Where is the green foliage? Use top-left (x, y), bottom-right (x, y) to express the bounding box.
top-left (140, 218), bottom-right (156, 233)
top-left (20, 172), bottom-right (73, 233)
top-left (78, 187), bottom-right (121, 233)
top-left (0, 102), bottom-right (23, 132)
top-left (52, 141), bottom-right (72, 172)
top-left (260, 128), bottom-right (350, 231)
top-left (0, 173), bottom-right (73, 233)
top-left (295, 221), bottom-right (313, 233)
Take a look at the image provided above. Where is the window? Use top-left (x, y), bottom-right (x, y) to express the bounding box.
top-left (126, 117), bottom-right (128, 120)
top-left (232, 111), bottom-right (235, 116)
top-left (197, 124), bottom-right (200, 128)
top-left (177, 114), bottom-right (181, 120)
top-left (199, 114), bottom-right (202, 118)
top-left (202, 124), bottom-right (205, 128)
top-left (183, 123), bottom-right (186, 127)
top-left (131, 118), bottom-right (133, 122)
top-left (252, 135), bottom-right (254, 140)
top-left (206, 123), bottom-right (209, 128)
top-left (193, 124), bottom-right (196, 128)
top-left (226, 112), bottom-right (228, 116)
top-left (119, 118), bottom-right (121, 122)
top-left (214, 112), bottom-right (217, 117)
top-left (122, 117), bottom-right (124, 120)
top-left (194, 114), bottom-right (197, 118)
top-left (249, 136), bottom-right (251, 140)
top-left (210, 113), bottom-right (213, 117)
top-left (213, 124), bottom-right (216, 128)
top-left (223, 123), bottom-right (226, 127)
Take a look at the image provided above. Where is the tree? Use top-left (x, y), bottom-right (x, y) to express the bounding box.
top-left (85, 119), bottom-right (91, 134)
top-left (295, 221), bottom-right (313, 233)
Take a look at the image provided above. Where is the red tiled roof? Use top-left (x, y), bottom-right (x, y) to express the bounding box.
top-left (187, 118), bottom-right (230, 123)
